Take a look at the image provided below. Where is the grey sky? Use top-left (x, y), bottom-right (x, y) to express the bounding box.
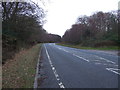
top-left (33, 0), bottom-right (119, 36)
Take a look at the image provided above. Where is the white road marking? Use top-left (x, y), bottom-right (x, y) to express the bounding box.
top-left (94, 55), bottom-right (116, 64)
top-left (54, 44), bottom-right (119, 75)
top-left (63, 49), bottom-right (69, 53)
top-left (114, 65), bottom-right (118, 67)
top-left (73, 54), bottom-right (89, 62)
top-left (55, 45), bottom-right (116, 65)
top-left (106, 68), bottom-right (120, 75)
top-left (56, 46), bottom-right (90, 62)
top-left (103, 64), bottom-right (118, 67)
top-left (56, 46), bottom-right (116, 65)
top-left (44, 45), bottom-right (65, 88)
top-left (57, 47), bottom-right (69, 53)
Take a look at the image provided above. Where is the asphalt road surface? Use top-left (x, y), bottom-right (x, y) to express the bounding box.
top-left (38, 43), bottom-right (119, 88)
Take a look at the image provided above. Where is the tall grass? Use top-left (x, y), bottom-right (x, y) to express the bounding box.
top-left (2, 44), bottom-right (41, 88)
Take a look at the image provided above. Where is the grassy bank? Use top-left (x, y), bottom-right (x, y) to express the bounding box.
top-left (2, 44), bottom-right (42, 88)
top-left (57, 43), bottom-right (119, 50)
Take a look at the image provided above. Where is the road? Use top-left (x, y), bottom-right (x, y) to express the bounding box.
top-left (37, 43), bottom-right (119, 88)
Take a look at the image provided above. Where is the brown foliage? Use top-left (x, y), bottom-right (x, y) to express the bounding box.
top-left (62, 11), bottom-right (119, 46)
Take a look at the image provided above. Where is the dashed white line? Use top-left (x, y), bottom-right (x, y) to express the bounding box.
top-left (94, 55), bottom-right (115, 64)
top-left (56, 46), bottom-right (90, 62)
top-left (54, 44), bottom-right (119, 75)
top-left (106, 68), bottom-right (120, 75)
top-left (103, 64), bottom-right (118, 67)
top-left (44, 45), bottom-right (65, 88)
top-left (72, 54), bottom-right (89, 62)
top-left (56, 45), bottom-right (116, 65)
top-left (57, 47), bottom-right (69, 53)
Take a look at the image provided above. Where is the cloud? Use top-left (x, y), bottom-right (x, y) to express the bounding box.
top-left (43, 0), bottom-right (119, 36)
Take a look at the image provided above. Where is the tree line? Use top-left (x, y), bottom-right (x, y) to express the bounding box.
top-left (2, 2), bottom-right (61, 64)
top-left (62, 11), bottom-right (119, 47)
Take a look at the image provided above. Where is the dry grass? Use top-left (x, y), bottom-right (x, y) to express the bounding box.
top-left (2, 44), bottom-right (41, 88)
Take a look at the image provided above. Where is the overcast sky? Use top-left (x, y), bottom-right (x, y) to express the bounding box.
top-left (33, 0), bottom-right (119, 36)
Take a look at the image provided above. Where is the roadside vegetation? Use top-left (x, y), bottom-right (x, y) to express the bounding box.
top-left (62, 11), bottom-right (119, 49)
top-left (2, 1), bottom-right (119, 88)
top-left (57, 43), bottom-right (119, 50)
top-left (2, 2), bottom-right (61, 64)
top-left (2, 2), bottom-right (44, 64)
top-left (2, 1), bottom-right (61, 88)
top-left (2, 44), bottom-right (41, 88)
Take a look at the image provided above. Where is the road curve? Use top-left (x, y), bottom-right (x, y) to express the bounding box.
top-left (38, 43), bottom-right (119, 88)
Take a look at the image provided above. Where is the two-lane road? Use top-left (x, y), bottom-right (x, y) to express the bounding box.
top-left (38, 43), bottom-right (119, 88)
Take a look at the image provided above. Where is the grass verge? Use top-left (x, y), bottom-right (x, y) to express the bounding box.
top-left (2, 44), bottom-right (42, 88)
top-left (57, 43), bottom-right (119, 50)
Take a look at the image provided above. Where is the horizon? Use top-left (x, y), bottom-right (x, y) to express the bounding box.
top-left (32, 0), bottom-right (119, 36)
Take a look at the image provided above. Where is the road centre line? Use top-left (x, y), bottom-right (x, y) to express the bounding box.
top-left (56, 46), bottom-right (90, 62)
top-left (44, 45), bottom-right (65, 88)
top-left (94, 55), bottom-right (116, 64)
top-left (56, 45), bottom-right (116, 65)
top-left (54, 45), bottom-right (119, 75)
top-left (72, 54), bottom-right (89, 62)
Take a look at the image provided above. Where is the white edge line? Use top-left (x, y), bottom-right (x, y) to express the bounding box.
top-left (34, 44), bottom-right (42, 88)
top-left (44, 44), bottom-right (65, 88)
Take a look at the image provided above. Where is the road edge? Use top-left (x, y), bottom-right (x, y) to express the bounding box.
top-left (34, 44), bottom-right (43, 88)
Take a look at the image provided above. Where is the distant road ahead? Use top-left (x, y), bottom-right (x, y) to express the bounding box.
top-left (38, 43), bottom-right (119, 88)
